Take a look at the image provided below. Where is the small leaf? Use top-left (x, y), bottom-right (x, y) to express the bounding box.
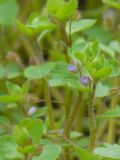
top-left (84, 26), bottom-right (114, 43)
top-left (0, 95), bottom-right (21, 103)
top-left (66, 19), bottom-right (97, 34)
top-left (75, 147), bottom-right (102, 160)
top-left (18, 145), bottom-right (37, 154)
top-left (103, 0), bottom-right (120, 10)
top-left (0, 0), bottom-right (19, 26)
top-left (109, 41), bottom-right (120, 54)
top-left (47, 0), bottom-right (62, 14)
top-left (108, 60), bottom-right (119, 77)
top-left (0, 65), bottom-right (5, 78)
top-left (95, 82), bottom-right (110, 97)
top-left (13, 126), bottom-right (30, 146)
top-left (47, 0), bottom-right (77, 20)
top-left (94, 143), bottom-right (120, 159)
top-left (16, 19), bottom-right (34, 36)
top-left (49, 78), bottom-right (89, 92)
top-left (56, 0), bottom-right (78, 20)
top-left (0, 135), bottom-right (23, 159)
top-left (6, 81), bottom-right (21, 95)
top-left (6, 63), bottom-right (21, 79)
top-left (33, 144), bottom-right (61, 160)
top-left (0, 115), bottom-right (10, 125)
top-left (20, 118), bottom-right (43, 144)
top-left (97, 107), bottom-right (120, 118)
top-left (31, 107), bottom-right (47, 118)
top-left (27, 19), bottom-right (55, 32)
top-left (100, 43), bottom-right (115, 58)
top-left (21, 80), bottom-right (30, 96)
top-left (24, 62), bottom-right (57, 79)
top-left (92, 66), bottom-right (112, 80)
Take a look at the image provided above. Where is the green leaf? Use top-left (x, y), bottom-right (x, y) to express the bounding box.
top-left (31, 107), bottom-right (47, 118)
top-left (95, 82), bottom-right (110, 97)
top-left (103, 0), bottom-right (120, 10)
top-left (56, 0), bottom-right (78, 20)
top-left (66, 19), bottom-right (97, 34)
top-left (26, 18), bottom-right (55, 33)
top-left (0, 0), bottom-right (19, 26)
top-left (92, 66), bottom-right (112, 80)
top-left (95, 143), bottom-right (120, 159)
top-left (100, 43), bottom-right (115, 58)
top-left (18, 145), bottom-right (37, 154)
top-left (21, 80), bottom-right (30, 96)
top-left (0, 95), bottom-right (21, 103)
top-left (47, 0), bottom-right (62, 14)
top-left (90, 41), bottom-right (100, 54)
top-left (20, 118), bottom-right (43, 144)
top-left (0, 115), bottom-right (10, 125)
top-left (109, 41), bottom-right (120, 54)
top-left (49, 78), bottom-right (89, 92)
top-left (6, 81), bottom-right (21, 95)
top-left (6, 63), bottom-right (21, 79)
top-left (75, 147), bottom-right (102, 160)
top-left (49, 61), bottom-right (89, 92)
top-left (71, 42), bottom-right (86, 63)
top-left (0, 135), bottom-right (23, 159)
top-left (24, 62), bottom-right (56, 79)
top-left (70, 131), bottom-right (82, 139)
top-left (83, 26), bottom-right (114, 43)
top-left (33, 144), bottom-right (61, 160)
top-left (16, 19), bottom-right (34, 36)
top-left (13, 126), bottom-right (30, 146)
top-left (0, 65), bottom-right (5, 78)
top-left (108, 60), bottom-right (119, 77)
top-left (97, 107), bottom-right (120, 118)
top-left (47, 0), bottom-right (77, 20)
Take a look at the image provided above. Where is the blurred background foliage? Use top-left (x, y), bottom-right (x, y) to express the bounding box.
top-left (0, 0), bottom-right (120, 147)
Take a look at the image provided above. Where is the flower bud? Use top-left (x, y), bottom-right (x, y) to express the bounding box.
top-left (68, 64), bottom-right (78, 72)
top-left (80, 76), bottom-right (90, 85)
top-left (28, 106), bottom-right (37, 116)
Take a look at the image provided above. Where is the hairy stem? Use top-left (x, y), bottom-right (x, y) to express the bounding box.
top-left (89, 83), bottom-right (96, 152)
top-left (44, 80), bottom-right (55, 129)
top-left (107, 96), bottom-right (117, 143)
top-left (108, 78), bottom-right (119, 143)
top-left (65, 88), bottom-right (74, 120)
top-left (63, 92), bottom-right (83, 137)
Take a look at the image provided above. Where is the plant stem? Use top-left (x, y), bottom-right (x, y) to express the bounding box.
top-left (44, 80), bottom-right (55, 129)
top-left (63, 92), bottom-right (83, 137)
top-left (75, 99), bottom-right (85, 132)
top-left (64, 88), bottom-right (74, 120)
top-left (107, 96), bottom-right (117, 143)
top-left (60, 22), bottom-right (71, 62)
top-left (108, 78), bottom-right (119, 143)
top-left (89, 82), bottom-right (96, 152)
